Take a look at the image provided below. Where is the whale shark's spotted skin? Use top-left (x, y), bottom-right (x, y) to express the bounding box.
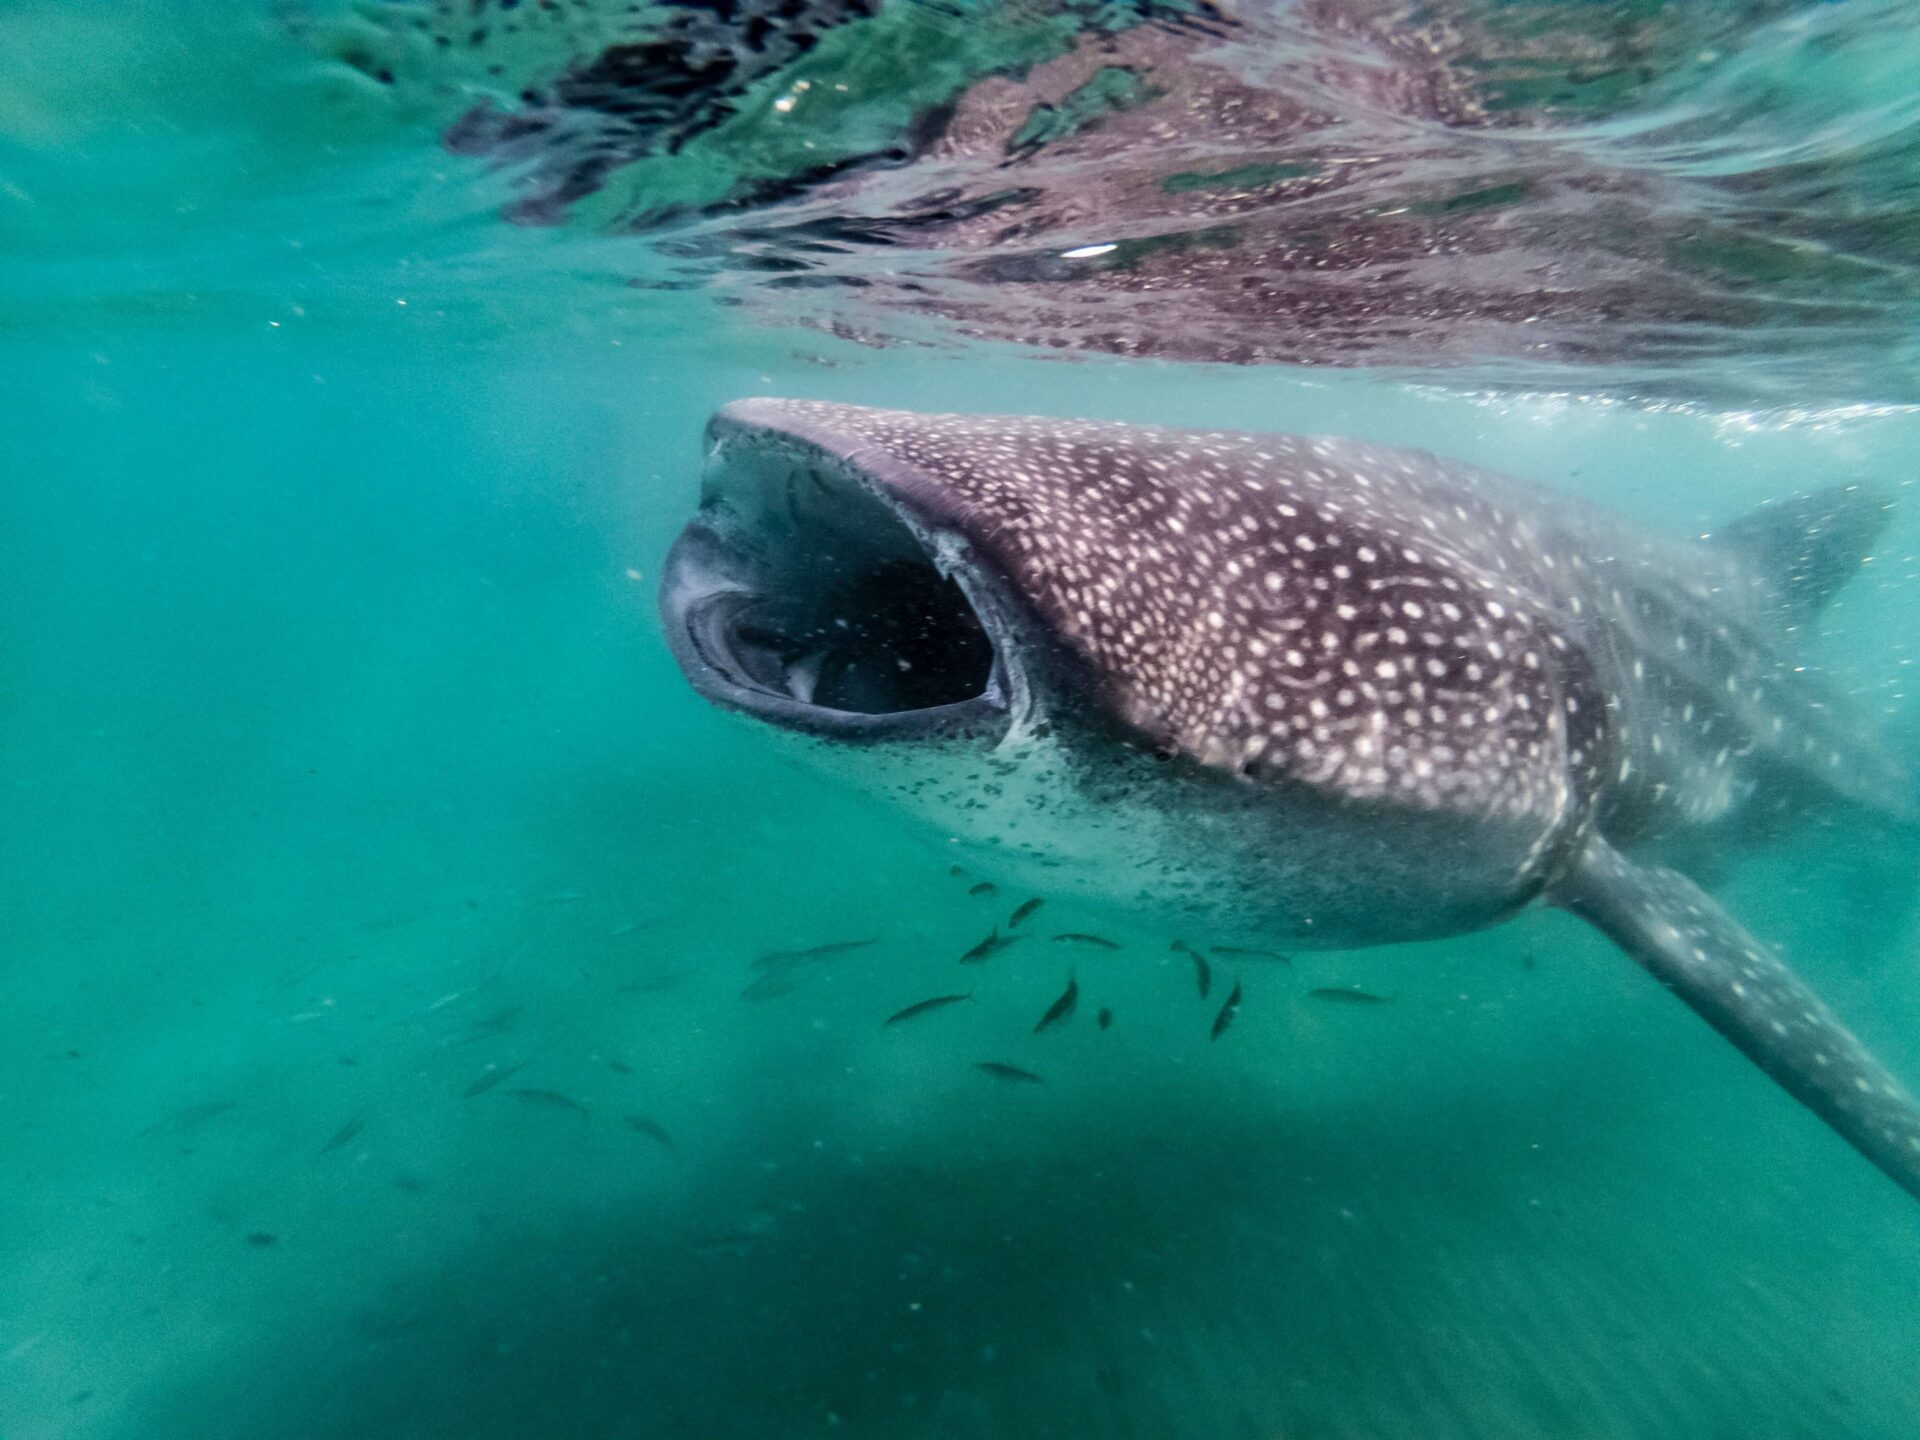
top-left (661, 400), bottom-right (1920, 1199)
top-left (736, 403), bottom-right (1900, 837)
top-left (888, 421), bottom-right (1605, 829)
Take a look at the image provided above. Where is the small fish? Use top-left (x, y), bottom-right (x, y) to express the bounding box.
top-left (1308, 987), bottom-right (1393, 1005)
top-left (975, 1061), bottom-right (1046, 1084)
top-left (244, 1232), bottom-right (279, 1248)
top-left (352, 1313), bottom-right (427, 1341)
top-left (1033, 974), bottom-right (1079, 1034)
top-left (752, 937), bottom-right (877, 972)
top-left (319, 1117), bottom-right (365, 1154)
top-left (458, 1004), bottom-right (524, 1041)
top-left (357, 912), bottom-right (417, 934)
top-left (1211, 980), bottom-right (1243, 1039)
top-left (137, 1100), bottom-right (235, 1137)
top-left (606, 918), bottom-right (653, 938)
top-left (885, 991), bottom-right (973, 1026)
top-left (461, 1061), bottom-right (525, 1099)
top-left (1009, 898), bottom-right (1046, 927)
top-left (968, 881), bottom-right (998, 897)
top-left (1097, 1007), bottom-right (1113, 1031)
top-left (625, 1115), bottom-right (676, 1151)
top-left (1189, 947), bottom-right (1213, 1000)
top-left (687, 1231), bottom-right (762, 1256)
top-left (960, 928), bottom-right (1022, 963)
top-left (1521, 953), bottom-right (1538, 972)
top-left (507, 1088), bottom-right (590, 1115)
top-left (948, 864), bottom-right (968, 878)
top-left (1209, 945), bottom-right (1292, 964)
top-left (264, 958), bottom-right (327, 993)
top-left (1053, 933), bottom-right (1119, 950)
top-left (619, 970), bottom-right (690, 994)
top-left (601, 1058), bottom-right (634, 1075)
top-left (740, 970), bottom-right (811, 1001)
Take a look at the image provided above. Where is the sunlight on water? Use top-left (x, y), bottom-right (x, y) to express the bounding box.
top-left (3, 4), bottom-right (1919, 1438)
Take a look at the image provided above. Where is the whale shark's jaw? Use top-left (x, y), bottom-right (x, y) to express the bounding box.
top-left (659, 404), bottom-right (1017, 744)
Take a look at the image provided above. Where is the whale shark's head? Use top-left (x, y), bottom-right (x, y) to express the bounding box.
top-left (658, 399), bottom-right (1041, 749)
top-left (658, 399), bottom-right (1593, 943)
top-left (659, 397), bottom-right (1351, 766)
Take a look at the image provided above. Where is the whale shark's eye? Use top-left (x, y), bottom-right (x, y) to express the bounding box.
top-left (661, 449), bottom-right (1008, 739)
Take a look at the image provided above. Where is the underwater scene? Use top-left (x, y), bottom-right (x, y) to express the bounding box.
top-left (4, 1), bottom-right (1920, 1436)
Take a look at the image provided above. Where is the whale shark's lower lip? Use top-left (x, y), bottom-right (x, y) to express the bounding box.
top-left (659, 415), bottom-right (1013, 743)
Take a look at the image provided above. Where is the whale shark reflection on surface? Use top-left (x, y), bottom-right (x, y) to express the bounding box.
top-left (336, 0), bottom-right (1920, 401)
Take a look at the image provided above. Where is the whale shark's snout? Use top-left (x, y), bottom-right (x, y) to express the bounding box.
top-left (659, 399), bottom-right (1018, 743)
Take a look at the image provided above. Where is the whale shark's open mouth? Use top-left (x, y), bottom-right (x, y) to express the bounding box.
top-left (659, 407), bottom-right (1013, 742)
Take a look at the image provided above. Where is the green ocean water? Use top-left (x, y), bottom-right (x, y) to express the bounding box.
top-left (4, 3), bottom-right (1920, 1437)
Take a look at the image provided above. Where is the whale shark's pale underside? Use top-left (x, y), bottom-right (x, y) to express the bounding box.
top-left (660, 400), bottom-right (1920, 1199)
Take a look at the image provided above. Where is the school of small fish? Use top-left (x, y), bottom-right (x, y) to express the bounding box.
top-left (832, 870), bottom-right (1412, 1079)
top-left (190, 863), bottom-right (1420, 1213)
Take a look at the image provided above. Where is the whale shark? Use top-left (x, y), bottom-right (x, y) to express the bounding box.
top-left (659, 399), bottom-right (1920, 1198)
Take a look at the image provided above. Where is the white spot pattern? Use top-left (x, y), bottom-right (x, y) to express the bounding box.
top-left (727, 400), bottom-right (1611, 827)
top-left (719, 400), bottom-right (1905, 852)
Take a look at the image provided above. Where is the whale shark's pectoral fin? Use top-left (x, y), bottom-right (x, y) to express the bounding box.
top-left (1553, 838), bottom-right (1920, 1200)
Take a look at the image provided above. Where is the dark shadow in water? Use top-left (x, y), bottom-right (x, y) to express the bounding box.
top-left (135, 1069), bottom-right (1920, 1440)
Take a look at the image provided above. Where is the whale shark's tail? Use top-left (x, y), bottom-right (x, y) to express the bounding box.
top-left (1555, 837), bottom-right (1920, 1201)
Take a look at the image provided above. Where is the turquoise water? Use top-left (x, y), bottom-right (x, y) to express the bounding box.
top-left (5, 3), bottom-right (1920, 1437)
